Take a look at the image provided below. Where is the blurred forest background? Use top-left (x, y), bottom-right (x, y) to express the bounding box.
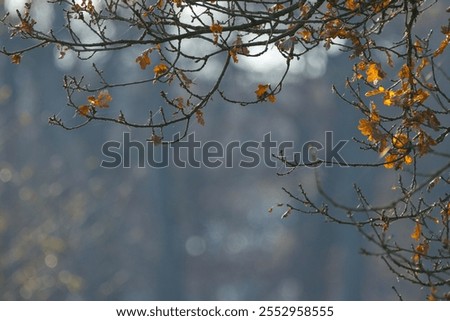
top-left (0, 0), bottom-right (447, 300)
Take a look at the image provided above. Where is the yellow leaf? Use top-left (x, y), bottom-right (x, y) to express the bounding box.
top-left (267, 94), bottom-right (276, 103)
top-left (153, 63), bottom-right (168, 77)
top-left (392, 133), bottom-right (409, 149)
top-left (358, 119), bottom-right (372, 136)
top-left (410, 222), bottom-right (421, 241)
top-left (413, 242), bottom-right (429, 264)
top-left (415, 242), bottom-right (429, 255)
top-left (369, 102), bottom-right (380, 122)
top-left (433, 35), bottom-right (450, 57)
top-left (366, 62), bottom-right (385, 85)
top-left (383, 90), bottom-right (395, 106)
top-left (365, 86), bottom-right (385, 97)
top-left (414, 40), bottom-right (424, 54)
top-left (87, 96), bottom-right (96, 105)
top-left (358, 118), bottom-right (384, 143)
top-left (398, 64), bottom-right (411, 80)
top-left (415, 58), bottom-right (429, 76)
top-left (404, 154), bottom-right (413, 165)
top-left (384, 154), bottom-right (397, 169)
top-left (412, 88), bottom-right (429, 104)
top-left (255, 84), bottom-right (269, 98)
top-left (372, 0), bottom-right (392, 13)
top-left (356, 61), bottom-right (366, 71)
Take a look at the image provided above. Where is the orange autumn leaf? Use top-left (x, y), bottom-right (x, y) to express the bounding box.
top-left (16, 19), bottom-right (35, 35)
top-left (416, 242), bottom-right (429, 255)
top-left (153, 63), bottom-right (168, 77)
top-left (412, 88), bottom-right (429, 104)
top-left (392, 133), bottom-right (409, 149)
top-left (372, 0), bottom-right (392, 13)
top-left (11, 54), bottom-right (22, 64)
top-left (353, 61), bottom-right (366, 79)
top-left (195, 110), bottom-right (205, 126)
top-left (398, 64), bottom-right (411, 80)
top-left (415, 58), bottom-right (429, 76)
top-left (171, 0), bottom-right (183, 7)
top-left (356, 60), bottom-right (366, 71)
top-left (87, 96), bottom-right (96, 105)
top-left (383, 90), bottom-right (396, 106)
top-left (414, 40), bottom-right (424, 54)
top-left (149, 134), bottom-right (162, 145)
top-left (404, 154), bottom-right (413, 165)
top-left (229, 49), bottom-right (239, 63)
top-left (299, 4), bottom-right (310, 17)
top-left (209, 23), bottom-right (223, 34)
top-left (88, 90), bottom-right (112, 108)
top-left (369, 102), bottom-right (380, 122)
top-left (136, 50), bottom-right (151, 70)
top-left (96, 90), bottom-right (112, 108)
top-left (426, 288), bottom-right (438, 301)
top-left (269, 3), bottom-right (285, 12)
top-left (413, 242), bottom-right (429, 264)
top-left (366, 62), bottom-right (385, 85)
top-left (267, 94), bottom-right (276, 103)
top-left (358, 119), bottom-right (383, 143)
top-left (77, 105), bottom-right (90, 116)
top-left (345, 0), bottom-right (360, 10)
top-left (433, 33), bottom-right (450, 57)
top-left (442, 203), bottom-right (450, 217)
top-left (383, 154), bottom-right (397, 169)
top-left (298, 29), bottom-right (312, 42)
top-left (358, 119), bottom-right (372, 136)
top-left (410, 222), bottom-right (421, 241)
top-left (156, 0), bottom-right (165, 9)
top-left (210, 22), bottom-right (223, 45)
top-left (255, 84), bottom-right (269, 98)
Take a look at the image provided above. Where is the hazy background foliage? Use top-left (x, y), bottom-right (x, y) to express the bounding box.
top-left (1, 0), bottom-right (447, 300)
